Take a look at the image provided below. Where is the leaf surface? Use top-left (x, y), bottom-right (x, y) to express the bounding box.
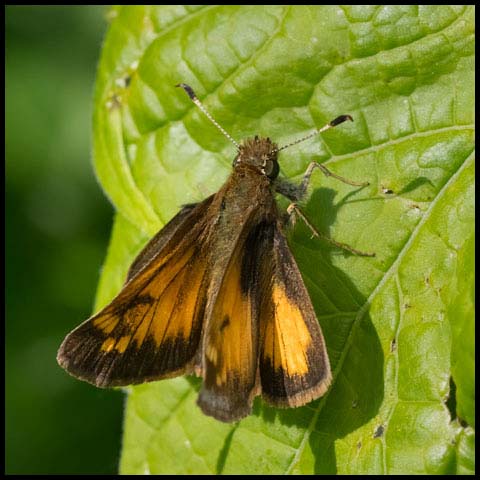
top-left (91, 5), bottom-right (474, 474)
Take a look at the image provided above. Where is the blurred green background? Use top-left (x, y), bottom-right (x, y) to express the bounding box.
top-left (6, 6), bottom-right (124, 474)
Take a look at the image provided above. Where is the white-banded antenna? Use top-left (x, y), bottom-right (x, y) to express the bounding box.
top-left (275, 115), bottom-right (353, 153)
top-left (176, 83), bottom-right (240, 150)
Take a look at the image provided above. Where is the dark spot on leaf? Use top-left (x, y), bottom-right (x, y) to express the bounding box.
top-left (106, 93), bottom-right (121, 110)
top-left (390, 338), bottom-right (397, 352)
top-left (373, 425), bottom-right (384, 438)
top-left (445, 376), bottom-right (457, 421)
top-left (459, 418), bottom-right (468, 428)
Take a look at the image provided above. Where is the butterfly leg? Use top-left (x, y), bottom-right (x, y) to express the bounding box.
top-left (286, 203), bottom-right (375, 257)
top-left (299, 161), bottom-right (369, 199)
top-left (275, 161), bottom-right (368, 202)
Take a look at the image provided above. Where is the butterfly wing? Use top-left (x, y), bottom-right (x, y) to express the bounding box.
top-left (196, 211), bottom-right (332, 421)
top-left (258, 222), bottom-right (332, 407)
top-left (196, 219), bottom-right (272, 422)
top-left (57, 195), bottom-right (214, 387)
top-left (126, 202), bottom-right (199, 281)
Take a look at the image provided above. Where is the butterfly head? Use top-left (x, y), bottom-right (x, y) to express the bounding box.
top-left (234, 136), bottom-right (280, 179)
top-left (176, 83), bottom-right (353, 183)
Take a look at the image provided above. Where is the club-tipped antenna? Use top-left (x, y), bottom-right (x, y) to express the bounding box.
top-left (275, 115), bottom-right (354, 153)
top-left (176, 83), bottom-right (240, 150)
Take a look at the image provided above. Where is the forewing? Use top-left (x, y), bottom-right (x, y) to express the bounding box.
top-left (126, 202), bottom-right (199, 281)
top-left (259, 223), bottom-right (332, 407)
top-left (57, 196), bottom-right (214, 387)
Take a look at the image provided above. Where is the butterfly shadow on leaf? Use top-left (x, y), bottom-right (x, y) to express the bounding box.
top-left (252, 185), bottom-right (384, 474)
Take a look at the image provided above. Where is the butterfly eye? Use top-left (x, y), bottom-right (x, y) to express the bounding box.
top-left (261, 158), bottom-right (279, 179)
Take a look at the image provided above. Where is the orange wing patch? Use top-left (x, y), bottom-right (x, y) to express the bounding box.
top-left (98, 246), bottom-right (207, 354)
top-left (262, 283), bottom-right (312, 377)
top-left (259, 224), bottom-right (331, 408)
top-left (57, 197), bottom-right (214, 388)
top-left (197, 235), bottom-right (259, 423)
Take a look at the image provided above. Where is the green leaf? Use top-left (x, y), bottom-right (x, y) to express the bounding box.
top-left (91, 5), bottom-right (474, 474)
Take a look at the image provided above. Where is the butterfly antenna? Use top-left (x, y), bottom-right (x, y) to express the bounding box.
top-left (275, 115), bottom-right (353, 153)
top-left (176, 83), bottom-right (240, 150)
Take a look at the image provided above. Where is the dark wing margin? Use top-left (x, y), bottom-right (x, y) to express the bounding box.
top-left (258, 222), bottom-right (332, 408)
top-left (56, 195), bottom-right (214, 387)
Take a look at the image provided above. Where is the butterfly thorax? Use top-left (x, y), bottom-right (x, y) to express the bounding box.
top-left (233, 136), bottom-right (279, 180)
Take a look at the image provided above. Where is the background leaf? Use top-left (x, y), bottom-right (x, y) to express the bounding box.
top-left (5, 6), bottom-right (125, 474)
top-left (91, 6), bottom-right (474, 474)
